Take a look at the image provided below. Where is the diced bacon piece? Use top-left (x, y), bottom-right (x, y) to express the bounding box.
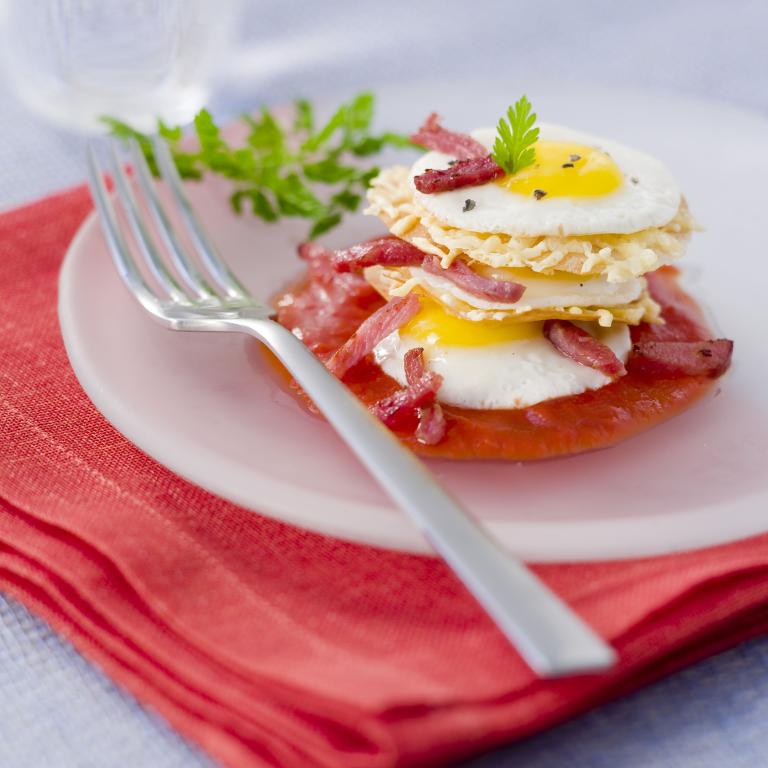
top-left (403, 346), bottom-right (443, 394)
top-left (410, 113), bottom-right (503, 193)
top-left (284, 243), bottom-right (383, 359)
top-left (372, 377), bottom-right (438, 431)
top-left (641, 267), bottom-right (711, 342)
top-left (332, 236), bottom-right (424, 273)
top-left (298, 241), bottom-right (347, 283)
top-left (422, 255), bottom-right (525, 303)
top-left (632, 270), bottom-right (734, 376)
top-left (326, 294), bottom-right (420, 379)
top-left (414, 155), bottom-right (505, 194)
top-left (415, 403), bottom-right (447, 446)
top-left (373, 348), bottom-right (441, 425)
top-left (297, 241), bottom-right (330, 266)
top-left (403, 346), bottom-right (427, 386)
top-left (411, 113), bottom-right (487, 160)
top-left (543, 320), bottom-right (627, 378)
top-left (630, 339), bottom-right (733, 378)
top-left (283, 243), bottom-right (383, 356)
top-left (372, 348), bottom-right (446, 444)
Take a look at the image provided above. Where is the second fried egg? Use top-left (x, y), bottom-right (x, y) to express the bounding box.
top-left (374, 301), bottom-right (631, 409)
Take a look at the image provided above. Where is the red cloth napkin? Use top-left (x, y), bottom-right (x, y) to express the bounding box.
top-left (1, 187), bottom-right (768, 768)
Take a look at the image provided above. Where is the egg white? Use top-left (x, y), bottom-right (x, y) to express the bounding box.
top-left (409, 123), bottom-right (681, 237)
top-left (374, 323), bottom-right (631, 410)
top-left (393, 267), bottom-right (646, 311)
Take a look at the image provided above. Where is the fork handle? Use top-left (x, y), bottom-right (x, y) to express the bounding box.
top-left (237, 317), bottom-right (616, 677)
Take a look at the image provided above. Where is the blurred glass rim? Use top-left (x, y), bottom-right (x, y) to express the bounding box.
top-left (0, 0), bottom-right (243, 134)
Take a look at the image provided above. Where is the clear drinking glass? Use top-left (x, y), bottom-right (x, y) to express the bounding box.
top-left (0, 0), bottom-right (239, 133)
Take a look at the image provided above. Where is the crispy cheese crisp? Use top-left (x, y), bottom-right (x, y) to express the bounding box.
top-left (364, 265), bottom-right (662, 328)
top-left (366, 166), bottom-right (695, 283)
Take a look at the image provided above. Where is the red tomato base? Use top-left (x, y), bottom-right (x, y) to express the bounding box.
top-left (274, 264), bottom-right (724, 461)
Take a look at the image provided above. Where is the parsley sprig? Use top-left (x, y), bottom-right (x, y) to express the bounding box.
top-left (491, 95), bottom-right (539, 175)
top-left (104, 92), bottom-right (412, 239)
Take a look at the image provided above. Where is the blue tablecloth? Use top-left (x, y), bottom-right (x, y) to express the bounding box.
top-left (1, 2), bottom-right (766, 765)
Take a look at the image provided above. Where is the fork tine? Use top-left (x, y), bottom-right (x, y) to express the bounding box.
top-left (106, 140), bottom-right (189, 304)
top-left (86, 143), bottom-right (163, 317)
top-left (127, 139), bottom-right (218, 303)
top-left (152, 137), bottom-right (249, 301)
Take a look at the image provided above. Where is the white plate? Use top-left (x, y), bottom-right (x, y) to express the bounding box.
top-left (59, 80), bottom-right (768, 561)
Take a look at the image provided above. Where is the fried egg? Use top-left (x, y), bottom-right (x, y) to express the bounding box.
top-left (374, 301), bottom-right (631, 409)
top-left (392, 266), bottom-right (645, 310)
top-left (409, 124), bottom-right (681, 237)
top-left (366, 165), bottom-right (694, 281)
top-left (364, 264), bottom-right (660, 327)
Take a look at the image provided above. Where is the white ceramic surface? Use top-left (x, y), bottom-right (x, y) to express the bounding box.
top-left (58, 81), bottom-right (768, 561)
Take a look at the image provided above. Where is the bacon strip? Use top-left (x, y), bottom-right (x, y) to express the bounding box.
top-left (333, 238), bottom-right (526, 304)
top-left (422, 255), bottom-right (525, 303)
top-left (630, 339), bottom-right (733, 379)
top-left (543, 320), bottom-right (627, 378)
top-left (643, 268), bottom-right (711, 342)
top-left (327, 294), bottom-right (420, 379)
top-left (372, 348), bottom-right (447, 444)
top-left (413, 156), bottom-right (504, 194)
top-left (410, 113), bottom-right (487, 160)
top-left (332, 236), bottom-right (424, 273)
top-left (404, 349), bottom-right (447, 445)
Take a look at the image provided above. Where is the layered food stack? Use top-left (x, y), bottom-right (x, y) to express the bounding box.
top-left (277, 98), bottom-right (733, 459)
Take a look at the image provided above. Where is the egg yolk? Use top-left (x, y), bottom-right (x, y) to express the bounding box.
top-left (498, 141), bottom-right (623, 198)
top-left (402, 300), bottom-right (542, 347)
top-left (476, 264), bottom-right (591, 284)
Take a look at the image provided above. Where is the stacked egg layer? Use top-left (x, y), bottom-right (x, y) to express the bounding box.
top-left (363, 124), bottom-right (694, 410)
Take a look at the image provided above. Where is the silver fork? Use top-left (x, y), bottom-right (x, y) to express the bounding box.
top-left (86, 135), bottom-right (617, 678)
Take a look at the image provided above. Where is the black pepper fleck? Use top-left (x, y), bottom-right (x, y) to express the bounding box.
top-left (632, 344), bottom-right (641, 354)
top-left (448, 160), bottom-right (457, 166)
top-left (569, 154), bottom-right (581, 162)
top-left (562, 162), bottom-right (575, 168)
top-left (700, 348), bottom-right (713, 357)
top-left (533, 189), bottom-right (547, 200)
top-left (462, 198), bottom-right (476, 212)
top-left (579, 282), bottom-right (584, 287)
top-left (631, 176), bottom-right (639, 184)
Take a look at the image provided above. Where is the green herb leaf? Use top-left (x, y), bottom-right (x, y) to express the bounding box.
top-left (302, 104), bottom-right (347, 153)
top-left (302, 158), bottom-right (358, 183)
top-left (344, 92), bottom-right (374, 134)
top-left (293, 99), bottom-right (314, 133)
top-left (273, 173), bottom-right (324, 217)
top-left (331, 189), bottom-right (362, 211)
top-left (309, 212), bottom-right (343, 239)
top-left (491, 95), bottom-right (539, 175)
top-left (157, 120), bottom-right (183, 143)
top-left (105, 92), bottom-right (412, 239)
top-left (231, 189), bottom-right (278, 221)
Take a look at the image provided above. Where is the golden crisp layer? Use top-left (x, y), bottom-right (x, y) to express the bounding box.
top-left (364, 265), bottom-right (661, 328)
top-left (365, 166), bottom-right (695, 283)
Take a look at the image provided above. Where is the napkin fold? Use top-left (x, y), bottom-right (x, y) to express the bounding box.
top-left (1, 188), bottom-right (767, 768)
